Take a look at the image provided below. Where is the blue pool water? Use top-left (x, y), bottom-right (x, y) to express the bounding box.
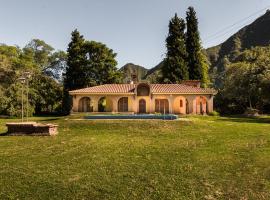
top-left (84, 114), bottom-right (178, 120)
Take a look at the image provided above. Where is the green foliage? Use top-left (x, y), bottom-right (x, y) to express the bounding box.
top-left (0, 41), bottom-right (64, 117)
top-left (158, 8), bottom-right (210, 86)
top-left (208, 111), bottom-right (220, 116)
top-left (31, 74), bottom-right (63, 113)
top-left (186, 7), bottom-right (210, 87)
top-left (186, 7), bottom-right (201, 80)
top-left (217, 46), bottom-right (270, 114)
top-left (24, 39), bottom-right (54, 70)
top-left (63, 29), bottom-right (122, 114)
top-left (207, 10), bottom-right (270, 88)
top-left (62, 29), bottom-right (85, 114)
top-left (82, 41), bottom-right (122, 86)
top-left (145, 61), bottom-right (163, 83)
top-left (161, 14), bottom-right (188, 83)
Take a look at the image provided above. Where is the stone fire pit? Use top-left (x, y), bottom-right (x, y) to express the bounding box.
top-left (6, 122), bottom-right (58, 136)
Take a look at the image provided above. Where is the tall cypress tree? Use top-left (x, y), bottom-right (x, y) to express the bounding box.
top-left (62, 29), bottom-right (85, 114)
top-left (161, 14), bottom-right (188, 83)
top-left (186, 7), bottom-right (209, 86)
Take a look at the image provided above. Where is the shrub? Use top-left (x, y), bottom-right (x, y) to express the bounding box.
top-left (208, 111), bottom-right (220, 116)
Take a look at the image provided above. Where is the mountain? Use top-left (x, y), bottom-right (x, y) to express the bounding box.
top-left (143, 61), bottom-right (164, 83)
top-left (121, 11), bottom-right (270, 84)
top-left (119, 63), bottom-right (148, 83)
top-left (206, 10), bottom-right (270, 71)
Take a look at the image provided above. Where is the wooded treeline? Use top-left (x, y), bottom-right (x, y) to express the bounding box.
top-left (1, 7), bottom-right (270, 116)
top-left (0, 39), bottom-right (65, 116)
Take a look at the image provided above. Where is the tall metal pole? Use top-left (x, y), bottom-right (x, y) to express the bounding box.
top-left (24, 72), bottom-right (31, 122)
top-left (26, 78), bottom-right (29, 122)
top-left (18, 77), bottom-right (26, 123)
top-left (22, 82), bottom-right (24, 122)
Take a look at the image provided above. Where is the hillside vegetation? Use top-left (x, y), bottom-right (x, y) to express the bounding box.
top-left (206, 10), bottom-right (270, 72)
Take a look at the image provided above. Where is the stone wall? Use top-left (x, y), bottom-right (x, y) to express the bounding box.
top-left (6, 122), bottom-right (58, 136)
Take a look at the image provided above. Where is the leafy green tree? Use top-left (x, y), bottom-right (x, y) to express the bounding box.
top-left (82, 41), bottom-right (122, 86)
top-left (161, 14), bottom-right (188, 83)
top-left (186, 7), bottom-right (209, 86)
top-left (230, 36), bottom-right (242, 60)
top-left (31, 74), bottom-right (63, 113)
top-left (217, 46), bottom-right (270, 114)
top-left (0, 42), bottom-right (64, 117)
top-left (63, 29), bottom-right (121, 114)
top-left (24, 39), bottom-right (54, 70)
top-left (23, 39), bottom-right (67, 81)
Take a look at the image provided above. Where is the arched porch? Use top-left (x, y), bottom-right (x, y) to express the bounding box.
top-left (78, 97), bottom-right (93, 112)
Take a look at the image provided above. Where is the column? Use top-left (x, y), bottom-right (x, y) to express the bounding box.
top-left (208, 95), bottom-right (214, 113)
top-left (91, 96), bottom-right (99, 112)
top-left (72, 95), bottom-right (79, 112)
top-left (149, 97), bottom-right (152, 113)
top-left (169, 95), bottom-right (173, 114)
top-left (111, 96), bottom-right (118, 112)
top-left (186, 95), bottom-right (197, 114)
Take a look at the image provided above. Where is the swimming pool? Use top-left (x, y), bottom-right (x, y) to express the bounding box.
top-left (84, 114), bottom-right (178, 120)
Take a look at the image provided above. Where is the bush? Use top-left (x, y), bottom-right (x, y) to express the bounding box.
top-left (208, 111), bottom-right (220, 116)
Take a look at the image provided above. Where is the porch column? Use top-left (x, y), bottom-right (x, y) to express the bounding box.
top-left (134, 96), bottom-right (138, 113)
top-left (151, 96), bottom-right (155, 113)
top-left (149, 97), bottom-right (152, 113)
top-left (186, 95), bottom-right (197, 114)
top-left (208, 95), bottom-right (214, 113)
top-left (111, 96), bottom-right (118, 112)
top-left (72, 95), bottom-right (79, 112)
top-left (91, 96), bottom-right (99, 112)
top-left (169, 95), bottom-right (173, 114)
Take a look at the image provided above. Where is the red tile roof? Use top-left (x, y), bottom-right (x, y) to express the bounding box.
top-left (69, 84), bottom-right (216, 95)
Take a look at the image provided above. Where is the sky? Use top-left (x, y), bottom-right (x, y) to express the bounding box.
top-left (0, 0), bottom-right (270, 68)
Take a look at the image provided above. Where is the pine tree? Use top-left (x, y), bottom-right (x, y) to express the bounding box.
top-left (62, 29), bottom-right (122, 115)
top-left (65, 29), bottom-right (85, 90)
top-left (160, 14), bottom-right (188, 83)
top-left (186, 7), bottom-right (209, 86)
top-left (62, 29), bottom-right (85, 114)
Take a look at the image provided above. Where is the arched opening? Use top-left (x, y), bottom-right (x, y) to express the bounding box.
top-left (196, 96), bottom-right (208, 114)
top-left (78, 97), bottom-right (92, 112)
top-left (139, 99), bottom-right (146, 113)
top-left (137, 83), bottom-right (150, 96)
top-left (98, 97), bottom-right (106, 112)
top-left (118, 97), bottom-right (128, 112)
top-left (155, 99), bottom-right (169, 114)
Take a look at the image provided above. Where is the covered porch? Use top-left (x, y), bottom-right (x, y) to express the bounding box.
top-left (71, 94), bottom-right (214, 115)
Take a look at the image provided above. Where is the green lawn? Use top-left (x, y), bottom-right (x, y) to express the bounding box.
top-left (1, 116), bottom-right (270, 200)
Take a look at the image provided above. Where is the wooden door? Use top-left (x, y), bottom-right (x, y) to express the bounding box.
top-left (139, 99), bottom-right (146, 113)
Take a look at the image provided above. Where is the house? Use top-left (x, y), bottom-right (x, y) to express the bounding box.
top-left (69, 81), bottom-right (216, 114)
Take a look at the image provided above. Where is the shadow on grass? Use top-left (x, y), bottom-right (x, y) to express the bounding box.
top-left (217, 115), bottom-right (270, 124)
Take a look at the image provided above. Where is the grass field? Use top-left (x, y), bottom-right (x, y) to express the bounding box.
top-left (1, 116), bottom-right (270, 200)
